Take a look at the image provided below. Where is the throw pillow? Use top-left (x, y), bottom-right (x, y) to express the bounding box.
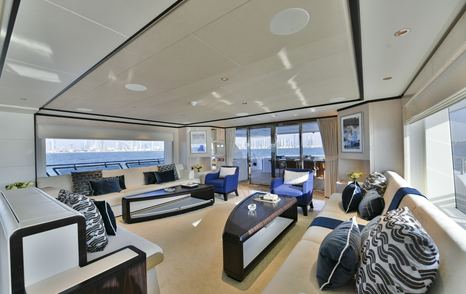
top-left (358, 190), bottom-right (385, 220)
top-left (283, 170), bottom-right (309, 185)
top-left (144, 171), bottom-right (157, 185)
top-left (89, 178), bottom-right (122, 196)
top-left (57, 189), bottom-right (108, 252)
top-left (71, 170), bottom-right (102, 196)
top-left (357, 207), bottom-right (440, 293)
top-left (154, 170), bottom-right (176, 183)
top-left (158, 163), bottom-right (179, 180)
top-left (219, 167), bottom-right (236, 178)
top-left (362, 172), bottom-right (387, 195)
top-left (93, 200), bottom-right (117, 235)
top-left (342, 181), bottom-right (363, 213)
top-left (317, 217), bottom-right (361, 290)
top-left (360, 215), bottom-right (381, 245)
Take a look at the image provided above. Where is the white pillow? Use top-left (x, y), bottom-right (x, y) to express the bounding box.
top-left (219, 167), bottom-right (236, 178)
top-left (283, 170), bottom-right (309, 185)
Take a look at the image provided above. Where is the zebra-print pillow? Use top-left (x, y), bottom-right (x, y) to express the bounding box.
top-left (58, 189), bottom-right (108, 252)
top-left (362, 172), bottom-right (387, 195)
top-left (357, 207), bottom-right (439, 293)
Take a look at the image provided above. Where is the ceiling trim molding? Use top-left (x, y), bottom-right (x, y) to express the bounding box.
top-left (41, 107), bottom-right (185, 126)
top-left (35, 113), bottom-right (185, 129)
top-left (401, 2), bottom-right (466, 97)
top-left (337, 95), bottom-right (402, 112)
top-left (348, 0), bottom-right (364, 99)
top-left (0, 0), bottom-right (21, 78)
top-left (38, 0), bottom-right (188, 110)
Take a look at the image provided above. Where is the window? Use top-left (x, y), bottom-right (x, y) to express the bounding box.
top-left (302, 122), bottom-right (324, 159)
top-left (449, 99), bottom-right (466, 214)
top-left (46, 139), bottom-right (165, 176)
top-left (276, 124), bottom-right (300, 158)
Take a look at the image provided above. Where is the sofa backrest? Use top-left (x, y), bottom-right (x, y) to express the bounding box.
top-left (384, 171), bottom-right (466, 293)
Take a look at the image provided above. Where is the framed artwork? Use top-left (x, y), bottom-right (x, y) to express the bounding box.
top-left (341, 112), bottom-right (363, 153)
top-left (190, 131), bottom-right (207, 154)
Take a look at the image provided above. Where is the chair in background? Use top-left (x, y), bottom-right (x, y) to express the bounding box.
top-left (205, 166), bottom-right (239, 201)
top-left (270, 168), bottom-right (314, 216)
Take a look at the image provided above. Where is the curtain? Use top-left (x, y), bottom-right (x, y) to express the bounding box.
top-left (225, 128), bottom-right (236, 166)
top-left (318, 117), bottom-right (339, 198)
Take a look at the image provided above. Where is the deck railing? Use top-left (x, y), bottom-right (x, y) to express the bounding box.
top-left (46, 158), bottom-right (164, 176)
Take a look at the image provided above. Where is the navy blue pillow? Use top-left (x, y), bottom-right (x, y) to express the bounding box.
top-left (89, 179), bottom-right (122, 196)
top-left (93, 200), bottom-right (117, 235)
top-left (342, 182), bottom-right (363, 213)
top-left (118, 175), bottom-right (126, 190)
top-left (358, 190), bottom-right (385, 220)
top-left (154, 170), bottom-right (176, 183)
top-left (143, 171), bottom-right (157, 185)
top-left (317, 218), bottom-right (361, 290)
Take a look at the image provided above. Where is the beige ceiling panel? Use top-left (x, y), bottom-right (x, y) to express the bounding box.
top-left (47, 0), bottom-right (178, 37)
top-left (193, 0), bottom-right (349, 65)
top-left (124, 0), bottom-right (249, 60)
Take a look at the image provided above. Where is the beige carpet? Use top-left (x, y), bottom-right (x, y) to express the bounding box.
top-left (118, 184), bottom-right (326, 294)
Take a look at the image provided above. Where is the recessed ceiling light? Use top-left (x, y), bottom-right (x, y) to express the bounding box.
top-left (220, 77), bottom-right (229, 81)
top-left (235, 112), bottom-right (248, 116)
top-left (76, 108), bottom-right (93, 112)
top-left (293, 113), bottom-right (298, 117)
top-left (125, 83), bottom-right (147, 92)
top-left (270, 8), bottom-right (310, 36)
top-left (383, 76), bottom-right (393, 80)
top-left (394, 28), bottom-right (410, 37)
top-left (190, 101), bottom-right (199, 106)
top-left (309, 108), bottom-right (316, 112)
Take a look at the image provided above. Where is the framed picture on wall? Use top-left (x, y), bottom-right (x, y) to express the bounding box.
top-left (341, 112), bottom-right (363, 153)
top-left (190, 131), bottom-right (207, 154)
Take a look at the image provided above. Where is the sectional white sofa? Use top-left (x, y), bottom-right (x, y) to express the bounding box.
top-left (37, 164), bottom-right (198, 216)
top-left (264, 171), bottom-right (466, 293)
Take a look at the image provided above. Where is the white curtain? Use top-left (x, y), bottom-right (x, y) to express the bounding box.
top-left (318, 117), bottom-right (339, 198)
top-left (225, 128), bottom-right (236, 166)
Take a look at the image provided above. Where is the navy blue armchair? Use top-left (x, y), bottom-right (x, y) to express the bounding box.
top-left (205, 166), bottom-right (239, 201)
top-left (270, 168), bottom-right (314, 216)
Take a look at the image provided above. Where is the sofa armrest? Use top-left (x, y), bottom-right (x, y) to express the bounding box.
top-left (270, 178), bottom-right (284, 192)
top-left (27, 246), bottom-right (147, 294)
top-left (205, 172), bottom-right (220, 183)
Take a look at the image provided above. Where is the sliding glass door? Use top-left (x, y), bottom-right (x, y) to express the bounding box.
top-left (249, 127), bottom-right (273, 185)
top-left (233, 128), bottom-right (249, 181)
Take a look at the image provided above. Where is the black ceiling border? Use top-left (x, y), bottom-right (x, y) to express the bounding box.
top-left (401, 2), bottom-right (466, 97)
top-left (348, 0), bottom-right (364, 100)
top-left (41, 107), bottom-right (185, 126)
top-left (38, 0), bottom-right (188, 110)
top-left (0, 0), bottom-right (21, 78)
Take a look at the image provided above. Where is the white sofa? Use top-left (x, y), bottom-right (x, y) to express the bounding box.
top-left (264, 171), bottom-right (466, 293)
top-left (37, 164), bottom-right (198, 216)
top-left (0, 188), bottom-right (164, 294)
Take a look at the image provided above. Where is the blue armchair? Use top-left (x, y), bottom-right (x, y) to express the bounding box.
top-left (270, 168), bottom-right (314, 216)
top-left (205, 166), bottom-right (239, 201)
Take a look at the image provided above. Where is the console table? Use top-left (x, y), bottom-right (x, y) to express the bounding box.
top-left (122, 185), bottom-right (215, 223)
top-left (222, 192), bottom-right (297, 281)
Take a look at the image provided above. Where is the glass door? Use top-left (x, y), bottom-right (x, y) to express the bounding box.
top-left (233, 128), bottom-right (249, 181)
top-left (275, 124), bottom-right (301, 177)
top-left (249, 127), bottom-right (273, 185)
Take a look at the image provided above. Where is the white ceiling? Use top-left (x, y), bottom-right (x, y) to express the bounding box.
top-left (0, 0), bottom-right (465, 127)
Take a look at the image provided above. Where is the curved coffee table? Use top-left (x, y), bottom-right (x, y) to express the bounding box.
top-left (223, 192), bottom-right (297, 281)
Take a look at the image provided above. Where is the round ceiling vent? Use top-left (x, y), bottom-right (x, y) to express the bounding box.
top-left (270, 8), bottom-right (310, 36)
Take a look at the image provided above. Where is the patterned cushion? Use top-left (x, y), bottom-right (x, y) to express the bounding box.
top-left (358, 190), bottom-right (385, 220)
top-left (317, 217), bottom-right (361, 290)
top-left (357, 207), bottom-right (440, 293)
top-left (71, 170), bottom-right (102, 196)
top-left (342, 181), bottom-right (363, 213)
top-left (58, 189), bottom-right (108, 252)
top-left (360, 215), bottom-right (381, 245)
top-left (158, 163), bottom-right (179, 180)
top-left (362, 172), bottom-right (387, 195)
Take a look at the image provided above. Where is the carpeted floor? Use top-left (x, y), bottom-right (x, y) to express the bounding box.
top-left (118, 184), bottom-right (326, 294)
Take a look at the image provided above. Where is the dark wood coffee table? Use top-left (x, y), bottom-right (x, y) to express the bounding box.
top-left (222, 192), bottom-right (297, 281)
top-left (122, 184), bottom-right (214, 223)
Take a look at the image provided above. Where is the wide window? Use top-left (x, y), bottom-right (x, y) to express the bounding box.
top-left (450, 99), bottom-right (466, 214)
top-left (46, 139), bottom-right (165, 176)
